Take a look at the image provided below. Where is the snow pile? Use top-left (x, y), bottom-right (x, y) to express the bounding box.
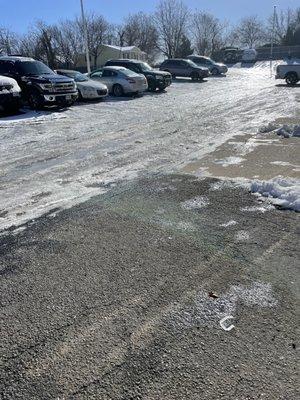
top-left (181, 196), bottom-right (209, 210)
top-left (276, 125), bottom-right (300, 138)
top-left (259, 123), bottom-right (300, 138)
top-left (250, 177), bottom-right (300, 211)
top-left (231, 60), bottom-right (283, 69)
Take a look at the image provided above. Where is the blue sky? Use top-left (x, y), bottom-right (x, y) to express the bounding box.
top-left (1, 0), bottom-right (299, 33)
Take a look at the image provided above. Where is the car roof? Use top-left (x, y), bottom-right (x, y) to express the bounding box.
top-left (56, 69), bottom-right (78, 74)
top-left (188, 55), bottom-right (210, 59)
top-left (107, 59), bottom-right (142, 64)
top-left (163, 58), bottom-right (189, 61)
top-left (103, 66), bottom-right (127, 71)
top-left (0, 56), bottom-right (35, 62)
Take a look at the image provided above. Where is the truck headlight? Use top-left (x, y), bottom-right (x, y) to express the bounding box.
top-left (38, 83), bottom-right (53, 90)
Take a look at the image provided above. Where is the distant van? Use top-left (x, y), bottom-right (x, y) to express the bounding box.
top-left (242, 49), bottom-right (257, 62)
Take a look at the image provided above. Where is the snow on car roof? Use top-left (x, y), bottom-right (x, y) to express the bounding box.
top-left (0, 56), bottom-right (34, 62)
top-left (103, 66), bottom-right (127, 70)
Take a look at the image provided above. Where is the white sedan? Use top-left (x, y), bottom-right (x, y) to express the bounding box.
top-left (56, 70), bottom-right (108, 100)
top-left (87, 66), bottom-right (148, 97)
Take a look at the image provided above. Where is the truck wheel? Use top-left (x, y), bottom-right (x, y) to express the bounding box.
top-left (211, 68), bottom-right (219, 75)
top-left (112, 84), bottom-right (124, 97)
top-left (285, 72), bottom-right (298, 86)
top-left (28, 89), bottom-right (43, 110)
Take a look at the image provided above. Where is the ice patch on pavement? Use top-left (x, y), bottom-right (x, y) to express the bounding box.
top-left (181, 196), bottom-right (209, 210)
top-left (160, 220), bottom-right (196, 232)
top-left (235, 230), bottom-right (250, 241)
top-left (220, 220), bottom-right (237, 227)
top-left (214, 156), bottom-right (245, 167)
top-left (250, 177), bottom-right (300, 211)
top-left (0, 109), bottom-right (66, 127)
top-left (209, 180), bottom-right (239, 191)
top-left (241, 204), bottom-right (274, 213)
top-left (170, 281), bottom-right (278, 330)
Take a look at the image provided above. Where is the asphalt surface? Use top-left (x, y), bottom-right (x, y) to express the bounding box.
top-left (0, 174), bottom-right (299, 399)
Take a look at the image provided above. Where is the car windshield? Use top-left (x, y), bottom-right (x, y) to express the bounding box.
top-left (139, 62), bottom-right (153, 72)
top-left (17, 61), bottom-right (54, 75)
top-left (185, 59), bottom-right (198, 67)
top-left (62, 71), bottom-right (88, 82)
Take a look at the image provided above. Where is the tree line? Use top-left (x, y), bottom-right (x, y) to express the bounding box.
top-left (1, 0), bottom-right (299, 69)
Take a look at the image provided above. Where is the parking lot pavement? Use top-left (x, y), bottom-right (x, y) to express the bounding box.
top-left (0, 67), bottom-right (298, 232)
top-left (0, 174), bottom-right (299, 399)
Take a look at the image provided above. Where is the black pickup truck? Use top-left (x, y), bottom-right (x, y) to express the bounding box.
top-left (0, 56), bottom-right (78, 109)
top-left (105, 59), bottom-right (172, 92)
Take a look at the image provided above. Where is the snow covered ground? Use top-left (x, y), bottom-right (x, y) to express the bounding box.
top-left (0, 67), bottom-right (298, 231)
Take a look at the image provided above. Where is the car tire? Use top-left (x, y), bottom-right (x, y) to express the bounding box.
top-left (165, 70), bottom-right (175, 79)
top-left (148, 80), bottom-right (157, 92)
top-left (285, 72), bottom-right (298, 86)
top-left (28, 89), bottom-right (43, 110)
top-left (191, 72), bottom-right (200, 81)
top-left (211, 68), bottom-right (219, 75)
top-left (78, 90), bottom-right (84, 101)
top-left (112, 84), bottom-right (124, 97)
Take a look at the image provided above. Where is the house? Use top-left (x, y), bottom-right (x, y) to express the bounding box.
top-left (77, 44), bottom-right (147, 71)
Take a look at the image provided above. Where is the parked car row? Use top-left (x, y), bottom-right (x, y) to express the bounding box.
top-left (0, 54), bottom-right (228, 115)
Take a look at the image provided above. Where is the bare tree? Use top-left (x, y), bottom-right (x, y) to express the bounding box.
top-left (191, 12), bottom-right (226, 56)
top-left (154, 0), bottom-right (189, 58)
top-left (77, 13), bottom-right (113, 69)
top-left (122, 12), bottom-right (159, 61)
top-left (234, 16), bottom-right (266, 48)
top-left (266, 7), bottom-right (300, 45)
top-left (0, 27), bottom-right (19, 55)
top-left (18, 31), bottom-right (40, 59)
top-left (53, 20), bottom-right (83, 68)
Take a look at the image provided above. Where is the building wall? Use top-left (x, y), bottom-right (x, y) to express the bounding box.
top-left (76, 46), bottom-right (147, 72)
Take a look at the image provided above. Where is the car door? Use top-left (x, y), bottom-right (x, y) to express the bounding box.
top-left (170, 61), bottom-right (182, 76)
top-left (103, 69), bottom-right (120, 92)
top-left (176, 60), bottom-right (189, 77)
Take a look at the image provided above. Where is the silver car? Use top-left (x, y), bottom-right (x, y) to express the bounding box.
top-left (187, 55), bottom-right (228, 75)
top-left (56, 69), bottom-right (108, 100)
top-left (88, 66), bottom-right (148, 96)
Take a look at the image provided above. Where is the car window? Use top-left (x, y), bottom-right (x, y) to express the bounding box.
top-left (0, 61), bottom-right (15, 74)
top-left (129, 64), bottom-right (141, 73)
top-left (91, 70), bottom-right (103, 78)
top-left (185, 59), bottom-right (198, 67)
top-left (139, 63), bottom-right (152, 72)
top-left (102, 70), bottom-right (118, 77)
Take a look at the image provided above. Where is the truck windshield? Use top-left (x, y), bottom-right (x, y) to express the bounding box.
top-left (17, 61), bottom-right (54, 75)
top-left (139, 63), bottom-right (153, 72)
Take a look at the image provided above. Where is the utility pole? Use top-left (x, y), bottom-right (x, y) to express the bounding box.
top-left (80, 0), bottom-right (91, 73)
top-left (270, 5), bottom-right (277, 76)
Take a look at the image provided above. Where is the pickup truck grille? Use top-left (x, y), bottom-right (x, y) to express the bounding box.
top-left (53, 82), bottom-right (75, 92)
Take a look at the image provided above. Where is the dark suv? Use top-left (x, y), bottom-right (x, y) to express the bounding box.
top-left (159, 59), bottom-right (209, 81)
top-left (105, 59), bottom-right (172, 92)
top-left (0, 56), bottom-right (78, 109)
